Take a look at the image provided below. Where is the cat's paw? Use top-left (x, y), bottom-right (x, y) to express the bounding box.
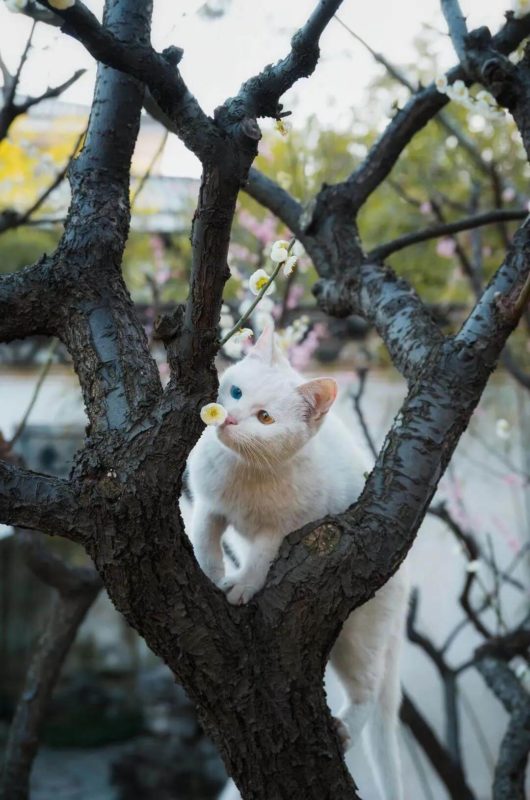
top-left (219, 577), bottom-right (259, 605)
top-left (333, 716), bottom-right (351, 752)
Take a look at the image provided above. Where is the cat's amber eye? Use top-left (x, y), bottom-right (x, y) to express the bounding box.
top-left (257, 409), bottom-right (274, 425)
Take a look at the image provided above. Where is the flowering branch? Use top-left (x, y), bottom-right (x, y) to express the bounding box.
top-left (220, 239), bottom-right (296, 345)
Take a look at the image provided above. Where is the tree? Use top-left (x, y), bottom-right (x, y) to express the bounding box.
top-left (0, 1), bottom-right (529, 798)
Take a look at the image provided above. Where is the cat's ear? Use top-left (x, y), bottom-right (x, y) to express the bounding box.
top-left (297, 378), bottom-right (337, 421)
top-left (249, 323), bottom-right (289, 367)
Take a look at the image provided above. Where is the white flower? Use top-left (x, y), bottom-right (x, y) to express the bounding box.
top-left (200, 402), bottom-right (227, 426)
top-left (283, 255), bottom-right (297, 276)
top-left (447, 80), bottom-right (468, 102)
top-left (5, 0), bottom-right (28, 12)
top-left (232, 327), bottom-right (253, 342)
top-left (292, 240), bottom-right (305, 257)
top-left (435, 75), bottom-right (448, 94)
top-left (48, 0), bottom-right (75, 8)
top-left (270, 239), bottom-right (290, 263)
top-left (248, 268), bottom-right (275, 296)
top-left (466, 560), bottom-right (481, 573)
top-left (496, 418), bottom-right (511, 440)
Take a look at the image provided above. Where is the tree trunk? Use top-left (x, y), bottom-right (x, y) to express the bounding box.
top-left (0, 584), bottom-right (100, 800)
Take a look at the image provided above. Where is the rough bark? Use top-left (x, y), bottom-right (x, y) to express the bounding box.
top-left (1, 2), bottom-right (530, 798)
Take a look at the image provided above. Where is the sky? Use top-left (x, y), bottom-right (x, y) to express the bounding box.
top-left (0, 0), bottom-right (517, 177)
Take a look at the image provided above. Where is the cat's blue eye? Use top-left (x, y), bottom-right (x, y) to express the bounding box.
top-left (230, 385), bottom-right (242, 400)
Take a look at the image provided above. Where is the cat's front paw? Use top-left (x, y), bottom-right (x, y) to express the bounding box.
top-left (219, 577), bottom-right (259, 605)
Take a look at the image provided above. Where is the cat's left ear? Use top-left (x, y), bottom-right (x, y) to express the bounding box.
top-left (297, 378), bottom-right (337, 421)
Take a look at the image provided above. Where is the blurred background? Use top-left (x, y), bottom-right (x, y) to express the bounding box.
top-left (0, 1), bottom-right (529, 798)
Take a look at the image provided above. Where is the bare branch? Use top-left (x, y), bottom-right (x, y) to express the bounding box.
top-left (245, 168), bottom-right (303, 235)
top-left (0, 461), bottom-right (87, 542)
top-left (0, 258), bottom-right (58, 343)
top-left (401, 693), bottom-right (476, 800)
top-left (35, 0), bottom-right (217, 161)
top-left (314, 260), bottom-right (443, 380)
top-left (441, 0), bottom-right (470, 68)
top-left (476, 657), bottom-right (530, 800)
top-left (369, 209), bottom-right (527, 261)
top-left (16, 68), bottom-right (86, 113)
top-left (221, 0), bottom-right (345, 121)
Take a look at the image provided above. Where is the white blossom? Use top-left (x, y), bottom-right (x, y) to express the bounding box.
top-left (466, 559), bottom-right (481, 574)
top-left (292, 240), bottom-right (305, 257)
top-left (248, 268), bottom-right (275, 296)
top-left (495, 418), bottom-right (511, 440)
top-left (200, 402), bottom-right (227, 426)
top-left (282, 255), bottom-right (297, 276)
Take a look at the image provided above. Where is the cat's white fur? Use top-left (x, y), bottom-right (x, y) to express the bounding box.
top-left (187, 325), bottom-right (409, 800)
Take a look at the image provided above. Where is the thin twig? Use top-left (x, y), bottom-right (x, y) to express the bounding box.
top-left (9, 338), bottom-right (59, 447)
top-left (130, 128), bottom-right (168, 207)
top-left (220, 238), bottom-right (295, 345)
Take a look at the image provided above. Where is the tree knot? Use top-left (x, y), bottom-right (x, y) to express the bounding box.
top-left (303, 523), bottom-right (340, 555)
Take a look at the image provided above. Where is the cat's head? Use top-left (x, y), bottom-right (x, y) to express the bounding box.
top-left (216, 324), bottom-right (337, 468)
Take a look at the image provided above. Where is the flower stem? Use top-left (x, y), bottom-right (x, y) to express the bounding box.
top-left (220, 238), bottom-right (295, 346)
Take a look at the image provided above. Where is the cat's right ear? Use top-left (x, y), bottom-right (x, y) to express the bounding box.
top-left (249, 322), bottom-right (275, 364)
top-left (297, 378), bottom-right (337, 421)
top-left (248, 323), bottom-right (289, 367)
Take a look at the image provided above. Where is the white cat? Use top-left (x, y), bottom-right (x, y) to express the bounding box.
top-left (187, 325), bottom-right (409, 800)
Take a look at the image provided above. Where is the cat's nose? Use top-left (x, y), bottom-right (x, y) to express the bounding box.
top-left (224, 414), bottom-right (238, 426)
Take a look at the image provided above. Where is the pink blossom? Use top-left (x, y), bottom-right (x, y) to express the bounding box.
top-left (286, 284), bottom-right (305, 309)
top-left (436, 238), bottom-right (456, 258)
top-left (238, 209), bottom-right (281, 245)
top-left (420, 201), bottom-right (432, 215)
top-left (289, 323), bottom-right (327, 370)
top-left (229, 242), bottom-right (258, 264)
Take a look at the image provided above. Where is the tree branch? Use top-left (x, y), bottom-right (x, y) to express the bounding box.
top-left (0, 461), bottom-right (87, 542)
top-left (0, 258), bottom-right (58, 343)
top-left (245, 168), bottom-right (303, 235)
top-left (400, 692), bottom-right (476, 800)
top-left (369, 209), bottom-right (527, 261)
top-left (36, 0), bottom-right (217, 161)
top-left (441, 0), bottom-right (470, 68)
top-left (313, 260), bottom-right (443, 380)
top-left (220, 0), bottom-right (345, 121)
top-left (476, 657), bottom-right (530, 800)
